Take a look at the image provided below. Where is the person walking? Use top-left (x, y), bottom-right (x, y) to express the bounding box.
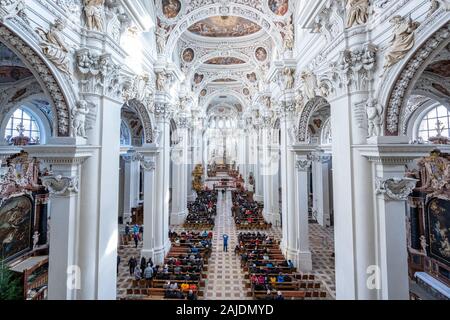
top-left (222, 234), bottom-right (229, 252)
top-left (134, 233), bottom-right (139, 248)
top-left (125, 223), bottom-right (130, 237)
top-left (140, 256), bottom-right (147, 272)
top-left (128, 256), bottom-right (137, 276)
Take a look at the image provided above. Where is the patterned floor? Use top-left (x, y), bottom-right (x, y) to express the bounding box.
top-left (116, 191), bottom-right (336, 300)
top-left (203, 190), bottom-right (252, 300)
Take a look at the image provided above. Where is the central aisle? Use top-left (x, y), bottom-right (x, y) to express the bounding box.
top-left (204, 190), bottom-right (251, 300)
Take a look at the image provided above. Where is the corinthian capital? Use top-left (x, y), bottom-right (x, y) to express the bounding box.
top-left (375, 177), bottom-right (418, 201)
top-left (41, 175), bottom-right (78, 196)
top-left (295, 160), bottom-right (311, 172)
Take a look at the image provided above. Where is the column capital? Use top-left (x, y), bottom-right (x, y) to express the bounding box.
top-left (41, 175), bottom-right (79, 196)
top-left (23, 145), bottom-right (95, 167)
top-left (375, 177), bottom-right (418, 201)
top-left (295, 159), bottom-right (312, 172)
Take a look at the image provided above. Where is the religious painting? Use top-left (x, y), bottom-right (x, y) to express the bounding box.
top-left (182, 48), bottom-right (194, 63)
top-left (433, 83), bottom-right (450, 96)
top-left (205, 57), bottom-right (245, 65)
top-left (162, 0), bottom-right (181, 19)
top-left (243, 88), bottom-right (250, 96)
top-left (247, 72), bottom-right (257, 82)
top-left (268, 0), bottom-right (289, 16)
top-left (194, 73), bottom-right (204, 84)
top-left (426, 60), bottom-right (450, 78)
top-left (212, 78), bottom-right (236, 83)
top-left (0, 195), bottom-right (34, 262)
top-left (188, 16), bottom-right (262, 38)
top-left (0, 66), bottom-right (33, 84)
top-left (313, 118), bottom-right (322, 129)
top-left (200, 89), bottom-right (207, 97)
top-left (255, 47), bottom-right (268, 62)
top-left (425, 198), bottom-right (450, 266)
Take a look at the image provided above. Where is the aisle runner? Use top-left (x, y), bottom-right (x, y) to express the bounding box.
top-left (203, 191), bottom-right (251, 300)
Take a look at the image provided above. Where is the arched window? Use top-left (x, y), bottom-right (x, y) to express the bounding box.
top-left (418, 105), bottom-right (450, 142)
top-left (120, 120), bottom-right (131, 146)
top-left (4, 107), bottom-right (41, 145)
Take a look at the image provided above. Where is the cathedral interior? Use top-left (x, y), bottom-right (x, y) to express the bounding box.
top-left (0, 0), bottom-right (450, 301)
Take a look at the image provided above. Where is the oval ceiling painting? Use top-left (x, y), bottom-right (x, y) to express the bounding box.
top-left (194, 73), bottom-right (204, 84)
top-left (200, 89), bottom-right (207, 97)
top-left (255, 47), bottom-right (268, 62)
top-left (188, 16), bottom-right (262, 38)
top-left (243, 88), bottom-right (250, 96)
top-left (205, 57), bottom-right (246, 65)
top-left (162, 0), bottom-right (181, 19)
top-left (182, 48), bottom-right (194, 63)
top-left (268, 0), bottom-right (289, 16)
top-left (247, 72), bottom-right (257, 82)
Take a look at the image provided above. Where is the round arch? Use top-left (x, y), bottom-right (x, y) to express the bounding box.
top-left (125, 99), bottom-right (154, 144)
top-left (200, 89), bottom-right (248, 112)
top-left (163, 3), bottom-right (284, 58)
top-left (195, 75), bottom-right (254, 96)
top-left (297, 96), bottom-right (330, 143)
top-left (380, 21), bottom-right (450, 136)
top-left (0, 23), bottom-right (76, 137)
top-left (187, 50), bottom-right (260, 80)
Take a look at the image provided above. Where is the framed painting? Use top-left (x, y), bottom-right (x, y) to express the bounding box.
top-left (0, 195), bottom-right (34, 262)
top-left (425, 198), bottom-right (450, 266)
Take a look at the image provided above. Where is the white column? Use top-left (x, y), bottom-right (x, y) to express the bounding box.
top-left (292, 150), bottom-right (313, 272)
top-left (170, 136), bottom-right (188, 225)
top-left (122, 152), bottom-right (140, 223)
top-left (25, 143), bottom-right (92, 300)
top-left (311, 152), bottom-right (332, 227)
top-left (360, 142), bottom-right (437, 300)
top-left (136, 146), bottom-right (157, 261)
top-left (153, 102), bottom-right (172, 263)
top-left (77, 97), bottom-right (122, 300)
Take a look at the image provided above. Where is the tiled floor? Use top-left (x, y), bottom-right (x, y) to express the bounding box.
top-left (116, 191), bottom-right (336, 300)
top-left (203, 191), bottom-right (252, 300)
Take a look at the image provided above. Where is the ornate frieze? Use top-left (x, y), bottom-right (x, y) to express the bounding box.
top-left (76, 48), bottom-right (124, 101)
top-left (0, 0), bottom-right (28, 23)
top-left (376, 177), bottom-right (418, 201)
top-left (330, 43), bottom-right (377, 96)
top-left (41, 175), bottom-right (79, 196)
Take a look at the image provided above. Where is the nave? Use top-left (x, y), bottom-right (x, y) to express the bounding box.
top-left (117, 187), bottom-right (335, 300)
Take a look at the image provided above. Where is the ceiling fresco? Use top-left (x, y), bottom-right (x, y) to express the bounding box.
top-left (204, 57), bottom-right (246, 65)
top-left (426, 60), bottom-right (450, 78)
top-left (188, 16), bottom-right (262, 38)
top-left (0, 66), bottom-right (33, 84)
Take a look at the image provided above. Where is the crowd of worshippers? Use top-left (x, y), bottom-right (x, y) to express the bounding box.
top-left (232, 192), bottom-right (272, 229)
top-left (169, 230), bottom-right (213, 248)
top-left (185, 191), bottom-right (218, 227)
top-left (237, 232), bottom-right (295, 292)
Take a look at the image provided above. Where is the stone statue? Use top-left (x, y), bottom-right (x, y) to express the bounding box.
top-left (301, 70), bottom-right (318, 100)
top-left (346, 0), bottom-right (370, 28)
top-left (382, 16), bottom-right (420, 75)
top-left (84, 0), bottom-right (105, 32)
top-left (156, 72), bottom-right (166, 91)
top-left (33, 231), bottom-right (40, 249)
top-left (36, 19), bottom-right (71, 75)
top-left (366, 98), bottom-right (383, 137)
top-left (283, 19), bottom-right (294, 52)
top-left (71, 100), bottom-right (90, 138)
top-left (156, 23), bottom-right (168, 54)
top-left (283, 68), bottom-right (295, 90)
top-left (420, 235), bottom-right (428, 254)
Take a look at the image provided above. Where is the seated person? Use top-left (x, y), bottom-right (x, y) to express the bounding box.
top-left (277, 273), bottom-right (285, 283)
top-left (187, 290), bottom-right (197, 300)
